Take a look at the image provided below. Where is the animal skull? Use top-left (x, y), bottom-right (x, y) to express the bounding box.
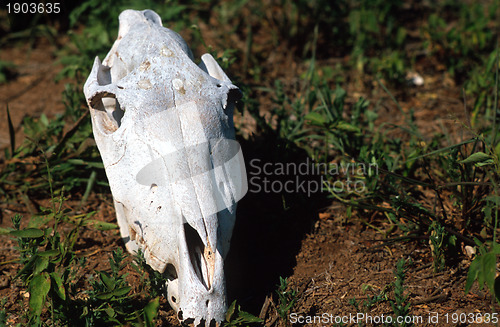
top-left (83, 9), bottom-right (247, 326)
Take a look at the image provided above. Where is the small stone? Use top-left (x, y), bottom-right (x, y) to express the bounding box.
top-left (0, 276), bottom-right (9, 289)
top-left (465, 245), bottom-right (476, 259)
top-left (406, 72), bottom-right (424, 86)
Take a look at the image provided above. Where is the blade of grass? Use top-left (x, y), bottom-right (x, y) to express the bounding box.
top-left (6, 104), bottom-right (15, 157)
top-left (400, 137), bottom-right (478, 164)
top-left (51, 110), bottom-right (89, 157)
top-left (80, 170), bottom-right (97, 208)
top-left (377, 78), bottom-right (404, 115)
top-left (493, 40), bottom-right (499, 146)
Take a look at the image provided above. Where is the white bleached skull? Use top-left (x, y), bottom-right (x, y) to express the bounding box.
top-left (83, 9), bottom-right (247, 326)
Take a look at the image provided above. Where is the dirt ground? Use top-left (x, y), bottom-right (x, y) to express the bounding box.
top-left (1, 33), bottom-right (499, 327)
top-left (0, 38), bottom-right (68, 153)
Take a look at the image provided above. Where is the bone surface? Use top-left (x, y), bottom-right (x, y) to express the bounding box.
top-left (83, 9), bottom-right (246, 326)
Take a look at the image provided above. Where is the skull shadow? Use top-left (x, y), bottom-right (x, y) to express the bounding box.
top-left (225, 125), bottom-right (331, 314)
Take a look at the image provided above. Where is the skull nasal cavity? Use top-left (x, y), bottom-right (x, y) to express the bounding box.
top-left (184, 223), bottom-right (211, 290)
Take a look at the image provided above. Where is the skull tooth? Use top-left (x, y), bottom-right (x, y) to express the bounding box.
top-left (167, 278), bottom-right (180, 311)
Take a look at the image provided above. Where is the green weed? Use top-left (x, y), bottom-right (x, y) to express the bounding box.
top-left (0, 298), bottom-right (6, 326)
top-left (465, 239), bottom-right (500, 304)
top-left (390, 258), bottom-right (411, 326)
top-left (131, 250), bottom-right (168, 299)
top-left (275, 277), bottom-right (298, 321)
top-left (462, 138), bottom-right (500, 303)
top-left (350, 283), bottom-right (390, 313)
top-left (5, 211), bottom-right (160, 326)
top-left (223, 300), bottom-right (263, 327)
top-left (348, 259), bottom-right (411, 327)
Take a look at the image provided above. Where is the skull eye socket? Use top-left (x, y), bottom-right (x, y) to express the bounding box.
top-left (89, 92), bottom-right (124, 134)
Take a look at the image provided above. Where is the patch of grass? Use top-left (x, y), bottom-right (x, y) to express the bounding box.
top-left (78, 248), bottom-right (156, 326)
top-left (0, 111), bottom-right (104, 201)
top-left (130, 250), bottom-right (168, 299)
top-left (0, 298), bottom-right (6, 326)
top-left (293, 66), bottom-right (497, 261)
top-left (424, 2), bottom-right (497, 79)
top-left (390, 258), bottom-right (411, 326)
top-left (348, 259), bottom-right (412, 326)
top-left (350, 283), bottom-right (390, 314)
top-left (275, 276), bottom-right (298, 321)
top-left (0, 152), bottom-right (162, 325)
top-left (4, 208), bottom-right (161, 326)
top-left (463, 146), bottom-right (500, 302)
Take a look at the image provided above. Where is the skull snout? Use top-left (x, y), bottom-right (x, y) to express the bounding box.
top-left (165, 222), bottom-right (226, 326)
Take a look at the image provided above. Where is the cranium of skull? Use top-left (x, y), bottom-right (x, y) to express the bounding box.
top-left (83, 9), bottom-right (246, 326)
